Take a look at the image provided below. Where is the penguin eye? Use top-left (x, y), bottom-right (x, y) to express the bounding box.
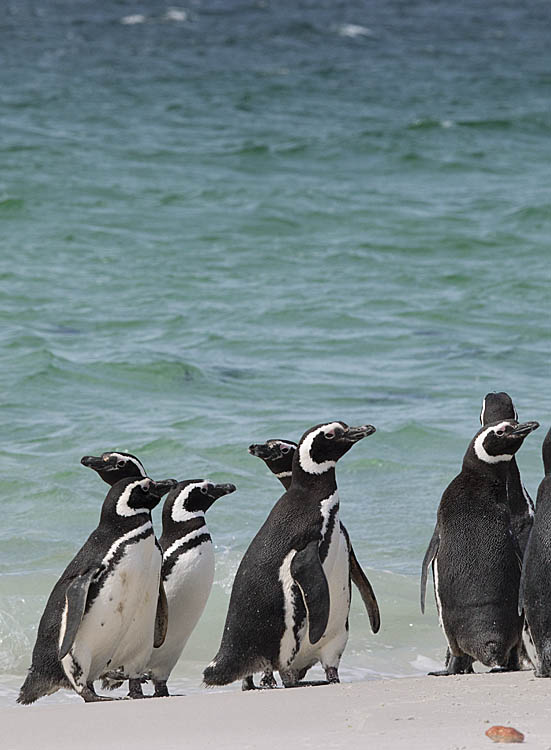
top-left (325, 432), bottom-right (335, 440)
top-left (116, 460), bottom-right (126, 468)
top-left (495, 427), bottom-right (506, 437)
top-left (200, 486), bottom-right (208, 495)
top-left (280, 445), bottom-right (290, 454)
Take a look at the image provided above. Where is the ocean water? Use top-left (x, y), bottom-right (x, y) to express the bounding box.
top-left (1, 0), bottom-right (550, 705)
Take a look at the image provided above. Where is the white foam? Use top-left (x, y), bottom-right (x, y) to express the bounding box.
top-left (338, 24), bottom-right (373, 38)
top-left (164, 8), bottom-right (187, 22)
top-left (121, 15), bottom-right (146, 25)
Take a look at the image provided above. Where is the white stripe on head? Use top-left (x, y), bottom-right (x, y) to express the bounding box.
top-left (479, 397), bottom-right (486, 426)
top-left (116, 478), bottom-right (152, 516)
top-left (111, 452), bottom-right (147, 477)
top-left (298, 422), bottom-right (341, 474)
top-left (473, 422), bottom-right (515, 464)
top-left (171, 481), bottom-right (209, 523)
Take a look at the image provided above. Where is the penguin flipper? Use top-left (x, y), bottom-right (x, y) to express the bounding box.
top-left (420, 527), bottom-right (439, 614)
top-left (349, 545), bottom-right (380, 634)
top-left (291, 540), bottom-right (330, 645)
top-left (58, 568), bottom-right (98, 660)
top-left (154, 580), bottom-right (169, 648)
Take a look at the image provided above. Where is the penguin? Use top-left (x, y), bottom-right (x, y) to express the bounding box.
top-left (246, 439), bottom-right (380, 690)
top-left (80, 450), bottom-right (171, 696)
top-left (420, 419), bottom-right (539, 676)
top-left (519, 427), bottom-right (551, 676)
top-left (248, 440), bottom-right (380, 635)
top-left (144, 479), bottom-right (236, 696)
top-left (18, 476), bottom-right (176, 704)
top-left (480, 392), bottom-right (534, 553)
top-left (203, 421), bottom-right (376, 688)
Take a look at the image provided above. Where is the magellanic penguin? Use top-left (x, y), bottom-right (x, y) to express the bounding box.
top-left (519, 427), bottom-right (551, 676)
top-left (249, 442), bottom-right (380, 633)
top-left (144, 479), bottom-right (236, 696)
top-left (480, 392), bottom-right (534, 553)
top-left (203, 421), bottom-right (376, 689)
top-left (18, 476), bottom-right (176, 704)
top-left (420, 419), bottom-right (539, 676)
top-left (80, 451), bottom-right (170, 697)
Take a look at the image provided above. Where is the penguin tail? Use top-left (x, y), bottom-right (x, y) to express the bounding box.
top-left (203, 653), bottom-right (244, 687)
top-left (17, 669), bottom-right (46, 705)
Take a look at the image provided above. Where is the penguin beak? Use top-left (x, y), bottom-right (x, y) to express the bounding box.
top-left (345, 425), bottom-right (377, 442)
top-left (149, 478), bottom-right (178, 498)
top-left (510, 421), bottom-right (540, 438)
top-left (248, 443), bottom-right (272, 459)
top-left (213, 483), bottom-right (237, 498)
top-left (81, 455), bottom-right (109, 471)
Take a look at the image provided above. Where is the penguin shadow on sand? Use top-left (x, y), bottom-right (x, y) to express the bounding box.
top-left (18, 475), bottom-right (176, 704)
top-left (81, 452), bottom-right (235, 698)
top-left (420, 399), bottom-right (539, 677)
top-left (204, 421), bottom-right (380, 691)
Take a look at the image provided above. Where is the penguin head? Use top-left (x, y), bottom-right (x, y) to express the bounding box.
top-left (165, 479), bottom-right (237, 523)
top-left (480, 392), bottom-right (517, 426)
top-left (104, 476), bottom-right (178, 519)
top-left (469, 420), bottom-right (539, 467)
top-left (248, 440), bottom-right (297, 476)
top-left (81, 451), bottom-right (147, 485)
top-left (295, 421), bottom-right (376, 476)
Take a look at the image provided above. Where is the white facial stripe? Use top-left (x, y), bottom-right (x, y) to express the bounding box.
top-left (163, 526), bottom-right (210, 560)
top-left (474, 422), bottom-right (514, 464)
top-left (298, 423), bottom-right (341, 474)
top-left (116, 478), bottom-right (151, 517)
top-left (275, 471), bottom-right (292, 479)
top-left (171, 482), bottom-right (209, 523)
top-left (102, 520), bottom-right (153, 568)
top-left (320, 491), bottom-right (339, 540)
top-left (480, 398), bottom-right (486, 426)
top-left (110, 452), bottom-right (147, 477)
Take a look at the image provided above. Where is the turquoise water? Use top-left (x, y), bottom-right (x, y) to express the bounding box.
top-left (1, 0), bottom-right (550, 704)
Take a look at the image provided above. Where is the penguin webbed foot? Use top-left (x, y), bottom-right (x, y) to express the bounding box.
top-left (80, 685), bottom-right (116, 703)
top-left (241, 675), bottom-right (257, 691)
top-left (259, 671), bottom-right (277, 689)
top-left (128, 678), bottom-right (146, 699)
top-left (325, 667), bottom-right (340, 684)
top-left (153, 680), bottom-right (170, 697)
top-left (429, 654), bottom-right (474, 676)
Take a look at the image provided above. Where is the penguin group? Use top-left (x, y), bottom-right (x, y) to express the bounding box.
top-left (16, 397), bottom-right (551, 705)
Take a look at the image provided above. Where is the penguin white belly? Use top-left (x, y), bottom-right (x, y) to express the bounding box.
top-left (284, 519), bottom-right (350, 673)
top-left (148, 540), bottom-right (215, 681)
top-left (63, 533), bottom-right (159, 685)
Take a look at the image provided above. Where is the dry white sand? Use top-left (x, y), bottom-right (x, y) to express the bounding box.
top-left (4, 671), bottom-right (551, 750)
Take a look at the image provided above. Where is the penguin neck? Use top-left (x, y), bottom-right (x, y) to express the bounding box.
top-left (100, 506), bottom-right (153, 531)
top-left (506, 458), bottom-right (530, 515)
top-left (272, 469), bottom-right (292, 491)
top-left (463, 452), bottom-right (510, 490)
top-left (290, 464), bottom-right (338, 498)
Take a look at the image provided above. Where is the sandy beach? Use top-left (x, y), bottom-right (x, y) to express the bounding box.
top-left (4, 671), bottom-right (551, 750)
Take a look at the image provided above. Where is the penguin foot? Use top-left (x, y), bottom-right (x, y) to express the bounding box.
top-left (80, 686), bottom-right (116, 703)
top-left (153, 680), bottom-right (170, 697)
top-left (325, 667), bottom-right (340, 684)
top-left (241, 676), bottom-right (256, 691)
top-left (128, 678), bottom-right (146, 699)
top-left (285, 680), bottom-right (330, 688)
top-left (259, 672), bottom-right (277, 689)
top-left (428, 670), bottom-right (454, 677)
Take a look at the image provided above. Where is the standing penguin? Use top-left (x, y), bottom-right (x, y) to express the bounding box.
top-left (203, 421), bottom-right (376, 688)
top-left (420, 419), bottom-right (539, 676)
top-left (144, 479), bottom-right (236, 696)
top-left (18, 476), bottom-right (175, 704)
top-left (248, 440), bottom-right (380, 633)
top-left (519, 427), bottom-right (551, 676)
